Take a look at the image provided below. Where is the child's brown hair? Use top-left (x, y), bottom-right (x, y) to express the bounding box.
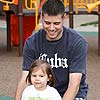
top-left (26, 59), bottom-right (55, 86)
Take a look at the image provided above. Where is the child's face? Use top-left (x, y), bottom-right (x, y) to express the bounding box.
top-left (31, 67), bottom-right (49, 90)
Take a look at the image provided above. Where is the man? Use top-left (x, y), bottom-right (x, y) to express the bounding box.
top-left (15, 0), bottom-right (88, 100)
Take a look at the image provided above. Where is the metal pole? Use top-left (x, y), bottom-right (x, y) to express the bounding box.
top-left (6, 11), bottom-right (11, 51)
top-left (98, 4), bottom-right (100, 56)
top-left (69, 0), bottom-right (74, 28)
top-left (18, 0), bottom-right (23, 56)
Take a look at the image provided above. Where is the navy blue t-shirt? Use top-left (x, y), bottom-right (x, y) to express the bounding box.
top-left (23, 26), bottom-right (88, 98)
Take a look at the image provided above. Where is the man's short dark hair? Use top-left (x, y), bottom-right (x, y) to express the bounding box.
top-left (42, 0), bottom-right (65, 16)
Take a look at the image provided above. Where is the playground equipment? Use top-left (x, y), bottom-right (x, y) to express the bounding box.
top-left (0, 0), bottom-right (18, 53)
top-left (0, 95), bottom-right (14, 100)
top-left (11, 0), bottom-right (40, 46)
top-left (86, 1), bottom-right (100, 13)
top-left (24, 0), bottom-right (39, 31)
top-left (0, 0), bottom-right (15, 11)
top-left (63, 0), bottom-right (100, 56)
top-left (0, 0), bottom-right (40, 56)
top-left (63, 0), bottom-right (99, 14)
top-left (0, 0), bottom-right (100, 56)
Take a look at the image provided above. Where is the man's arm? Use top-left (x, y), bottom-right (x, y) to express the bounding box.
top-left (62, 73), bottom-right (82, 100)
top-left (15, 71), bottom-right (29, 100)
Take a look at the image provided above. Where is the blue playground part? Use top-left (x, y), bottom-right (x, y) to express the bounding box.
top-left (0, 96), bottom-right (14, 100)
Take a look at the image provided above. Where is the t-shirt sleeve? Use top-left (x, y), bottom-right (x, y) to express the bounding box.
top-left (69, 37), bottom-right (88, 74)
top-left (21, 93), bottom-right (27, 100)
top-left (22, 37), bottom-right (36, 71)
top-left (21, 88), bottom-right (28, 100)
top-left (22, 30), bottom-right (44, 71)
top-left (52, 88), bottom-right (62, 100)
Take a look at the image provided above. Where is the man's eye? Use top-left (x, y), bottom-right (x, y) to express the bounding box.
top-left (45, 21), bottom-right (51, 25)
top-left (54, 22), bottom-right (61, 25)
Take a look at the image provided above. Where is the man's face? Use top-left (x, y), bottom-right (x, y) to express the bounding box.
top-left (42, 14), bottom-right (64, 41)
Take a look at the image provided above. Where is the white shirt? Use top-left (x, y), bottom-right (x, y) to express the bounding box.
top-left (21, 85), bottom-right (62, 100)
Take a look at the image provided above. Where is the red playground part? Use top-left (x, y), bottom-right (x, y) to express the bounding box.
top-left (10, 14), bottom-right (39, 46)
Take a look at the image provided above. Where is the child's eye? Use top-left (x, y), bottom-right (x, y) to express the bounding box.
top-left (31, 75), bottom-right (36, 77)
top-left (39, 75), bottom-right (44, 77)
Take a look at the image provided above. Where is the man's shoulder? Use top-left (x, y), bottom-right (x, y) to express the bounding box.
top-left (64, 27), bottom-right (81, 37)
top-left (25, 29), bottom-right (45, 43)
top-left (63, 27), bottom-right (87, 42)
top-left (30, 29), bottom-right (45, 39)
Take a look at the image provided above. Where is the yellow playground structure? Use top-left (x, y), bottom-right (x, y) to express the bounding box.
top-left (0, 0), bottom-right (100, 56)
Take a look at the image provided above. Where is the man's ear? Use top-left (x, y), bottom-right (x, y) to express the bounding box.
top-left (63, 13), bottom-right (69, 25)
top-left (63, 13), bottom-right (68, 20)
top-left (40, 11), bottom-right (42, 19)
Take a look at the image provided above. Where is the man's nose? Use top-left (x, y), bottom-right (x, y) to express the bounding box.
top-left (49, 24), bottom-right (55, 30)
